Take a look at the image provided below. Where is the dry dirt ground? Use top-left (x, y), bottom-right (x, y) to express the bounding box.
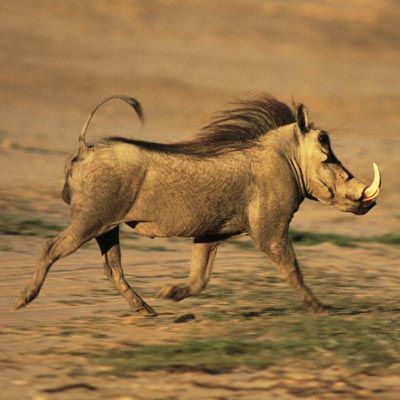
top-left (0, 1), bottom-right (399, 399)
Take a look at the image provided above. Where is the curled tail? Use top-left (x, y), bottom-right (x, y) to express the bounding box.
top-left (78, 95), bottom-right (144, 155)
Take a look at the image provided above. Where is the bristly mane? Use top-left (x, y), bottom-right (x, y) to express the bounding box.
top-left (105, 93), bottom-right (296, 156)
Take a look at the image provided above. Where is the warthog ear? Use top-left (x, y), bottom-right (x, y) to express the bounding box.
top-left (296, 104), bottom-right (310, 133)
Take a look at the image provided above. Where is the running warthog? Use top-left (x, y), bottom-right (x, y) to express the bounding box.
top-left (16, 94), bottom-right (381, 315)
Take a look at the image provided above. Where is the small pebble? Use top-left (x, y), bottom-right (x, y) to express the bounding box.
top-left (174, 313), bottom-right (196, 323)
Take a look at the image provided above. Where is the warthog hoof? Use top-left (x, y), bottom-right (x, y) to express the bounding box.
top-left (133, 299), bottom-right (158, 316)
top-left (15, 287), bottom-right (38, 310)
top-left (157, 284), bottom-right (191, 301)
top-left (15, 297), bottom-right (27, 310)
top-left (304, 300), bottom-right (329, 315)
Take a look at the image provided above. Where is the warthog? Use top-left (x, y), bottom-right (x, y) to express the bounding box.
top-left (16, 94), bottom-right (381, 315)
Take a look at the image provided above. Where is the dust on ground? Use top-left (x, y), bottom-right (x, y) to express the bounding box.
top-left (0, 1), bottom-right (399, 399)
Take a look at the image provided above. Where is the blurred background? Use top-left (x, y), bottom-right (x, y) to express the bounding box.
top-left (0, 0), bottom-right (399, 231)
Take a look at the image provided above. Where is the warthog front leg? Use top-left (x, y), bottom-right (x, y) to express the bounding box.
top-left (157, 241), bottom-right (219, 301)
top-left (258, 234), bottom-right (326, 314)
top-left (16, 221), bottom-right (98, 309)
top-left (95, 227), bottom-right (157, 316)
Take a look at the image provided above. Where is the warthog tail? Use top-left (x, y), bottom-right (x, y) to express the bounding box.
top-left (78, 95), bottom-right (144, 155)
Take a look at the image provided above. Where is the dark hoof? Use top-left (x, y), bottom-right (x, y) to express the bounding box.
top-left (15, 288), bottom-right (36, 310)
top-left (15, 298), bottom-right (27, 310)
top-left (135, 301), bottom-right (158, 317)
top-left (304, 301), bottom-right (330, 315)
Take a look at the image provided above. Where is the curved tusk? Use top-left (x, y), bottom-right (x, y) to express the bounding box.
top-left (363, 162), bottom-right (381, 201)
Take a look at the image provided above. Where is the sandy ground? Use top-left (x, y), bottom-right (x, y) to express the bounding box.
top-left (0, 1), bottom-right (399, 399)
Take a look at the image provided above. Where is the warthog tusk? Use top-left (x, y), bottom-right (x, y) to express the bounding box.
top-left (363, 162), bottom-right (381, 201)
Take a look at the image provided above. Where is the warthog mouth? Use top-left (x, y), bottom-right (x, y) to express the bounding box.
top-left (354, 200), bottom-right (376, 216)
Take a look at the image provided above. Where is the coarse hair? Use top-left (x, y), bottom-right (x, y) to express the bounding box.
top-left (105, 93), bottom-right (296, 157)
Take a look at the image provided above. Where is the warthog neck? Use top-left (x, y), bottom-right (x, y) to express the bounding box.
top-left (266, 124), bottom-right (307, 205)
top-left (285, 154), bottom-right (307, 203)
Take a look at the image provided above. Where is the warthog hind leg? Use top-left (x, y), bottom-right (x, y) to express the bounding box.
top-left (16, 220), bottom-right (99, 309)
top-left (157, 241), bottom-right (219, 301)
top-left (95, 227), bottom-right (157, 316)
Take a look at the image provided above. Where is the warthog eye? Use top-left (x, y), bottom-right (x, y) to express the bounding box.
top-left (318, 132), bottom-right (330, 147)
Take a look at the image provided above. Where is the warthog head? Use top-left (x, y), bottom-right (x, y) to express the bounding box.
top-left (295, 105), bottom-right (381, 215)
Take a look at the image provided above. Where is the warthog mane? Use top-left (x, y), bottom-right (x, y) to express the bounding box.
top-left (104, 93), bottom-right (296, 157)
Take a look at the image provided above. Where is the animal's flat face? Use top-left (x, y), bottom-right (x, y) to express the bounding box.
top-left (295, 105), bottom-right (380, 215)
